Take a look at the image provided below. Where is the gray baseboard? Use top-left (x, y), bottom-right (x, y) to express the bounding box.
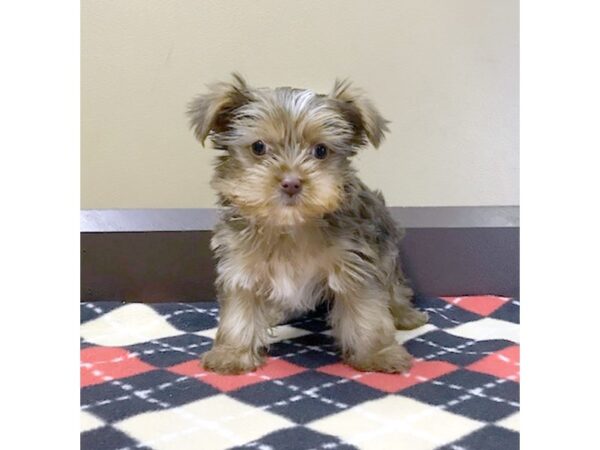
top-left (80, 207), bottom-right (519, 302)
top-left (81, 206), bottom-right (518, 232)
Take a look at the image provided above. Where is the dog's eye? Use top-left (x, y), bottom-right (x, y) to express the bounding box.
top-left (251, 140), bottom-right (266, 156)
top-left (313, 144), bottom-right (328, 160)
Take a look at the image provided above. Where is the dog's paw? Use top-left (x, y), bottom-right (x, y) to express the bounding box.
top-left (347, 344), bottom-right (413, 374)
top-left (201, 346), bottom-right (265, 375)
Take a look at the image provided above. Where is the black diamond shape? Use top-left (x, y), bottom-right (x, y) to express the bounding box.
top-left (230, 379), bottom-right (299, 408)
top-left (81, 425), bottom-right (145, 450)
top-left (144, 370), bottom-right (220, 405)
top-left (231, 370), bottom-right (382, 425)
top-left (271, 334), bottom-right (341, 369)
top-left (231, 379), bottom-right (341, 424)
top-left (271, 395), bottom-right (343, 424)
top-left (286, 371), bottom-right (383, 406)
top-left (229, 426), bottom-right (358, 450)
top-left (440, 425), bottom-right (519, 450)
top-left (405, 330), bottom-right (511, 367)
top-left (149, 302), bottom-right (219, 332)
top-left (228, 377), bottom-right (328, 424)
top-left (81, 369), bottom-right (218, 422)
top-left (126, 333), bottom-right (212, 367)
top-left (284, 304), bottom-right (332, 333)
top-left (278, 370), bottom-right (345, 391)
top-left (414, 296), bottom-right (482, 328)
top-left (401, 370), bottom-right (519, 422)
top-left (491, 300), bottom-right (520, 324)
top-left (81, 381), bottom-right (154, 423)
top-left (311, 377), bottom-right (384, 409)
top-left (286, 315), bottom-right (331, 333)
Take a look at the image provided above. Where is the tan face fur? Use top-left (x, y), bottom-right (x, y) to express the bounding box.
top-left (188, 74), bottom-right (389, 226)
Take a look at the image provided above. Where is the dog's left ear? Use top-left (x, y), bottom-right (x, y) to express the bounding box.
top-left (330, 79), bottom-right (390, 148)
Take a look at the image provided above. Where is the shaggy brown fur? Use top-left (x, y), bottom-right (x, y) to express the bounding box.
top-left (188, 74), bottom-right (428, 374)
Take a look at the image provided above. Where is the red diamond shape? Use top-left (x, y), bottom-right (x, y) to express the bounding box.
top-left (318, 360), bottom-right (458, 393)
top-left (80, 347), bottom-right (155, 388)
top-left (168, 357), bottom-right (307, 392)
top-left (467, 345), bottom-right (520, 382)
top-left (440, 296), bottom-right (509, 316)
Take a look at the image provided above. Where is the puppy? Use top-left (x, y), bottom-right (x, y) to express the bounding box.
top-left (188, 74), bottom-right (427, 374)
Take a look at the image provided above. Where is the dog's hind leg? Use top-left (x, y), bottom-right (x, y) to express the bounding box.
top-left (389, 281), bottom-right (428, 330)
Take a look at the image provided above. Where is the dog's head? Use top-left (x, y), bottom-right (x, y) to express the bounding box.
top-left (188, 74), bottom-right (389, 226)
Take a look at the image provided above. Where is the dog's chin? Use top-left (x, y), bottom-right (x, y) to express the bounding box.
top-left (251, 194), bottom-right (320, 227)
top-left (267, 192), bottom-right (342, 227)
top-left (233, 194), bottom-right (339, 228)
top-left (280, 194), bottom-right (300, 207)
top-left (269, 199), bottom-right (308, 227)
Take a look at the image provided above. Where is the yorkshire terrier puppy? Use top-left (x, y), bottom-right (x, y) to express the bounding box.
top-left (188, 74), bottom-right (427, 374)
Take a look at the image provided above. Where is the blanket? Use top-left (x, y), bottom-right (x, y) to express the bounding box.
top-left (81, 295), bottom-right (519, 450)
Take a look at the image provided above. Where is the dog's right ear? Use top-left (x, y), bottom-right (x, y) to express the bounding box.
top-left (187, 73), bottom-right (252, 146)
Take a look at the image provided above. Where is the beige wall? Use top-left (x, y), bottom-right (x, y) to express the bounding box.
top-left (81, 0), bottom-right (518, 209)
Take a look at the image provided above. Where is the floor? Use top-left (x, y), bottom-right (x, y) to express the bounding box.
top-left (80, 295), bottom-right (519, 450)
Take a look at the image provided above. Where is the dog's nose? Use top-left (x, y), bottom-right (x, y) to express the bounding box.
top-left (280, 176), bottom-right (302, 196)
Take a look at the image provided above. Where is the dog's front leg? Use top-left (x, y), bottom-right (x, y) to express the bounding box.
top-left (330, 284), bottom-right (413, 373)
top-left (201, 287), bottom-right (269, 374)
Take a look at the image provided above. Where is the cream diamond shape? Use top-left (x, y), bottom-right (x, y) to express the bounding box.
top-left (309, 396), bottom-right (483, 450)
top-left (195, 326), bottom-right (218, 340)
top-left (81, 411), bottom-right (104, 433)
top-left (497, 412), bottom-right (520, 432)
top-left (395, 323), bottom-right (438, 344)
top-left (114, 394), bottom-right (293, 450)
top-left (81, 304), bottom-right (184, 346)
top-left (445, 317), bottom-right (520, 343)
top-left (267, 324), bottom-right (312, 343)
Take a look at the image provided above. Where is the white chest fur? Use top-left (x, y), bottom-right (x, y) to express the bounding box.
top-left (265, 237), bottom-right (327, 311)
top-left (219, 224), bottom-right (331, 313)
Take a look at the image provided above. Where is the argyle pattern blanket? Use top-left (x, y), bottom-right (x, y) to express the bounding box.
top-left (80, 296), bottom-right (519, 450)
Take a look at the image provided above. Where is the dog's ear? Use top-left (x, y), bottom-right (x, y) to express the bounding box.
top-left (187, 73), bottom-right (252, 146)
top-left (330, 79), bottom-right (390, 148)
